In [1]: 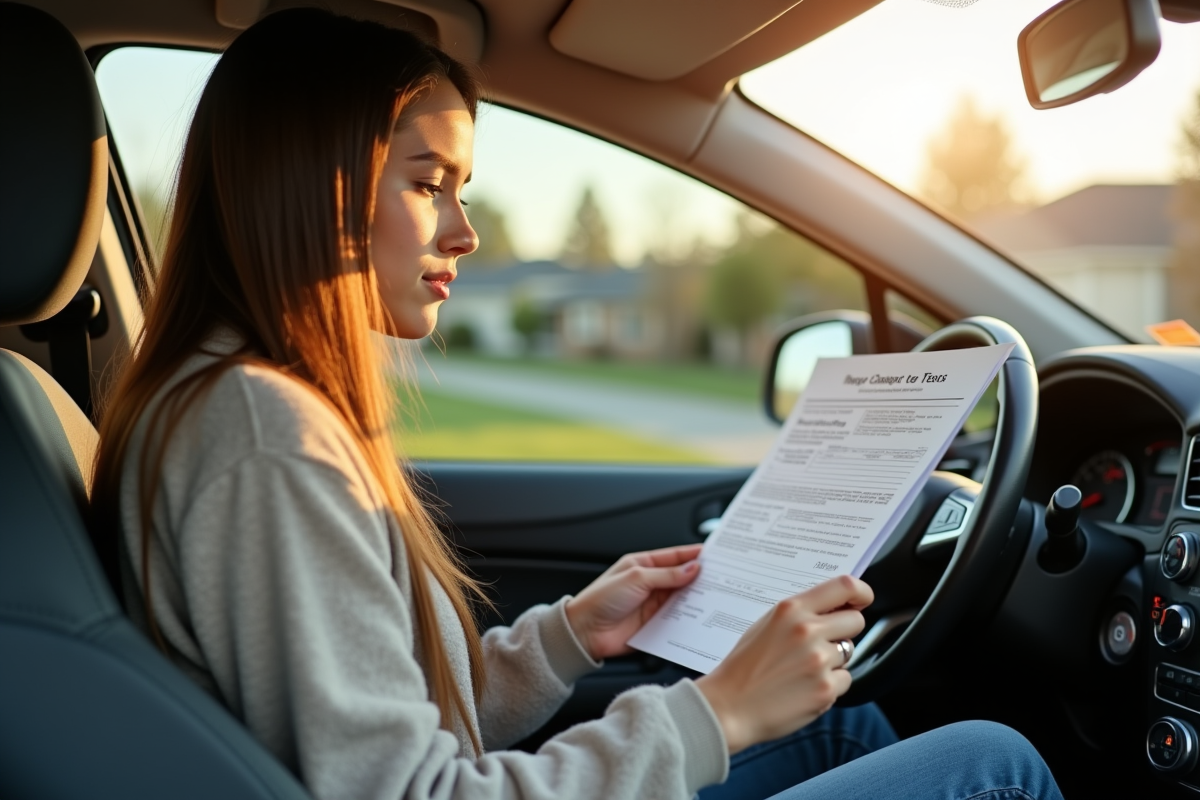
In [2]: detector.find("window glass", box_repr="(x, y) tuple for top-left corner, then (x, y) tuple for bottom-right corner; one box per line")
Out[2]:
(97, 46), (868, 466)
(885, 290), (940, 336)
(741, 1), (1200, 343)
(96, 47), (218, 255)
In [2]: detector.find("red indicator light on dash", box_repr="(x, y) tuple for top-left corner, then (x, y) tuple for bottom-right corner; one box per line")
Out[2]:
(1154, 596), (1167, 608)
(1167, 735), (1175, 747)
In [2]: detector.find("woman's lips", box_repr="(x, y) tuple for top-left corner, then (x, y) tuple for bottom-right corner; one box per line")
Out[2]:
(423, 277), (450, 300)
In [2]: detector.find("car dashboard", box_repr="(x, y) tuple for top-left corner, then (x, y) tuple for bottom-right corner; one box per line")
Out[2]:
(1029, 369), (1183, 533)
(1022, 345), (1200, 793)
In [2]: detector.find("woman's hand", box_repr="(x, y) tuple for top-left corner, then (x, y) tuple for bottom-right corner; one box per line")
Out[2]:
(695, 575), (873, 755)
(565, 544), (703, 661)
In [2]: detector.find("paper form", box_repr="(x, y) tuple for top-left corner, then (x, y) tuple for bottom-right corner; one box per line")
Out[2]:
(627, 343), (1015, 673)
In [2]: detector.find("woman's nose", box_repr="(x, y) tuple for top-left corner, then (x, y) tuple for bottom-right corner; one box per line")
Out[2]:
(439, 204), (478, 256)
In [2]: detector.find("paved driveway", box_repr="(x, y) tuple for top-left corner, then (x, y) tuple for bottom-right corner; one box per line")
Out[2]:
(413, 358), (779, 464)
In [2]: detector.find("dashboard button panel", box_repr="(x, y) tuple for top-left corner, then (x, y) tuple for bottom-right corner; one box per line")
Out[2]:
(1156, 664), (1200, 713)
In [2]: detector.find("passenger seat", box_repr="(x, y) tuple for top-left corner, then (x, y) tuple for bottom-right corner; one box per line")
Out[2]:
(0, 4), (311, 797)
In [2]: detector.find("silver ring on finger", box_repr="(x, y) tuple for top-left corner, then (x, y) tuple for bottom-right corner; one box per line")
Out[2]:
(834, 638), (854, 668)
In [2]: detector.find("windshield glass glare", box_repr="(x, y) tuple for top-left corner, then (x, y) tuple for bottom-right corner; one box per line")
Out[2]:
(742, 0), (1200, 342)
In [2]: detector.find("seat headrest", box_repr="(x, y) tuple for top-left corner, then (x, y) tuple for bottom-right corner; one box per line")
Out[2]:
(0, 3), (108, 327)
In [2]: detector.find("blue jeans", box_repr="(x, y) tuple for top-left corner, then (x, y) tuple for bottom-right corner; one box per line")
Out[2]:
(697, 705), (1063, 800)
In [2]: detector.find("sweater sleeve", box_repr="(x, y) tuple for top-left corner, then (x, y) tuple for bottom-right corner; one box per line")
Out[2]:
(476, 599), (600, 751)
(173, 450), (728, 800)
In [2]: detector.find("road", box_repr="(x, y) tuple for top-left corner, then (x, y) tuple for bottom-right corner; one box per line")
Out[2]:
(412, 358), (778, 464)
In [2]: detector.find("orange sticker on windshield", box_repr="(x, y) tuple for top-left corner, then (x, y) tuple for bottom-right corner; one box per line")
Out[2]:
(1146, 320), (1200, 347)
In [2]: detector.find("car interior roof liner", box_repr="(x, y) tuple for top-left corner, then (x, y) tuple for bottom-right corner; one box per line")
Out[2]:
(213, 0), (484, 63)
(549, 0), (803, 81)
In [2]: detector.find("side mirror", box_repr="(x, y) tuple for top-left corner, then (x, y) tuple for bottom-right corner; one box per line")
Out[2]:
(763, 310), (930, 424)
(1018, 0), (1161, 110)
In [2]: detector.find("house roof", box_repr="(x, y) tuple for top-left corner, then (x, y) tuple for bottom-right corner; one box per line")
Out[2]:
(973, 184), (1177, 253)
(450, 260), (569, 288)
(451, 259), (646, 305)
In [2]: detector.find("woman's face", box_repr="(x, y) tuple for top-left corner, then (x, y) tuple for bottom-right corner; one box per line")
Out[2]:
(371, 81), (477, 339)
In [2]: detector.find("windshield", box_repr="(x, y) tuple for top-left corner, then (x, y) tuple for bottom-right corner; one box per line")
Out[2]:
(742, 0), (1200, 342)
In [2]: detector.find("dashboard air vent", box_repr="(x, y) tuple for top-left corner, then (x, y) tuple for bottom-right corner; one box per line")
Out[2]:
(1184, 437), (1200, 510)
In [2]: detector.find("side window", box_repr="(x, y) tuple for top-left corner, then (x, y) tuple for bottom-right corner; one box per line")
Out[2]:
(418, 105), (867, 465)
(95, 47), (219, 257)
(96, 47), (875, 466)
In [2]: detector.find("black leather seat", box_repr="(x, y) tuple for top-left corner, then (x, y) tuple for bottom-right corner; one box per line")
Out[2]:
(0, 5), (311, 798)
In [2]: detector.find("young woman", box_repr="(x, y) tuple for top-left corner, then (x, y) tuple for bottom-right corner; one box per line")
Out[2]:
(92, 9), (1064, 800)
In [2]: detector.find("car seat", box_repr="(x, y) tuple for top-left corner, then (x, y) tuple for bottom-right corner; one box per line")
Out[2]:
(0, 4), (311, 798)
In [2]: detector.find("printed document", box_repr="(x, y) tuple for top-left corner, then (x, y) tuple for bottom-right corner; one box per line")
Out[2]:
(628, 343), (1015, 673)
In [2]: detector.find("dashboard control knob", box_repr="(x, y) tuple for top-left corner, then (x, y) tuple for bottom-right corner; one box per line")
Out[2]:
(1148, 716), (1198, 773)
(1100, 610), (1137, 663)
(1156, 605), (1195, 651)
(1162, 531), (1200, 582)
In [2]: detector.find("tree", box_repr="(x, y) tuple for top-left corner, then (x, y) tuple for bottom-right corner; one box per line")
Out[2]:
(704, 251), (780, 334)
(703, 217), (784, 358)
(1181, 88), (1200, 182)
(560, 186), (614, 269)
(920, 95), (1028, 220)
(1169, 87), (1200, 321)
(135, 182), (171, 258)
(702, 214), (866, 362)
(463, 197), (516, 266)
(511, 296), (542, 353)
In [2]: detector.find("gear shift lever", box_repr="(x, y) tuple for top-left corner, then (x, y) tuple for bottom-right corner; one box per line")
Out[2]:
(1039, 484), (1086, 573)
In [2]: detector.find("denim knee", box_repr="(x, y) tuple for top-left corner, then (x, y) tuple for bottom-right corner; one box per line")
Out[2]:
(932, 720), (1060, 799)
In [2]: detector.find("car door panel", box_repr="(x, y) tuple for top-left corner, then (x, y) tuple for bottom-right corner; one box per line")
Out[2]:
(418, 462), (751, 743)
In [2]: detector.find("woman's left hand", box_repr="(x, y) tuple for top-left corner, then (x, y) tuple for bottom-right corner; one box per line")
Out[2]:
(565, 544), (704, 661)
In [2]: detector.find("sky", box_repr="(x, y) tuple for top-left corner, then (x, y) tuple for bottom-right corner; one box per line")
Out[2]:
(95, 0), (1200, 264)
(742, 0), (1200, 204)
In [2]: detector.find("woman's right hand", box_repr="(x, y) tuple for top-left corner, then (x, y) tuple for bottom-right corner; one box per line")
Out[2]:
(694, 575), (874, 755)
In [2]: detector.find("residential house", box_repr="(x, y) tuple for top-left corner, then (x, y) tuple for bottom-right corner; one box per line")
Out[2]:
(973, 184), (1176, 339)
(433, 260), (666, 358)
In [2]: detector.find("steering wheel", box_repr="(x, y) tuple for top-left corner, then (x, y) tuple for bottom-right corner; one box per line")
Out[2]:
(838, 316), (1038, 704)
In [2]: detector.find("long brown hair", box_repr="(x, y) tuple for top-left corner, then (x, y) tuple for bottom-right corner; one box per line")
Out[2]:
(90, 8), (489, 752)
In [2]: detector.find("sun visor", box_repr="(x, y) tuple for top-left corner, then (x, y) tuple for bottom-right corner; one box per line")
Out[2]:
(549, 0), (802, 81)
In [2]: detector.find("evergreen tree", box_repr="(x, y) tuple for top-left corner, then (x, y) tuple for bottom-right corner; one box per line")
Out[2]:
(921, 95), (1028, 219)
(560, 186), (614, 269)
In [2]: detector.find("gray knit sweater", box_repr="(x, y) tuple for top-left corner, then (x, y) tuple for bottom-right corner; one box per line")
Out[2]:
(117, 336), (728, 800)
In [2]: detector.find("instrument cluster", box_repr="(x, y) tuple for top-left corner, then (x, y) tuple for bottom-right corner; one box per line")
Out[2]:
(1028, 374), (1183, 532)
(1067, 441), (1180, 526)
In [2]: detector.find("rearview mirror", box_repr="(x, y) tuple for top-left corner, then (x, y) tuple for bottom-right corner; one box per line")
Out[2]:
(1018, 0), (1160, 110)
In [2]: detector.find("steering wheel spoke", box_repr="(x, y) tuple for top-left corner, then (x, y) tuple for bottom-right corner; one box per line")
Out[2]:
(847, 610), (917, 671)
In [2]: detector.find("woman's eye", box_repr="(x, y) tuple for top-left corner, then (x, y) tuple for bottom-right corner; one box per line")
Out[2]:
(415, 182), (443, 198)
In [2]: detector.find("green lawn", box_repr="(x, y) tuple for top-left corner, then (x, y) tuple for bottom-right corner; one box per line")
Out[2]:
(436, 353), (762, 404)
(395, 357), (999, 463)
(395, 388), (712, 463)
